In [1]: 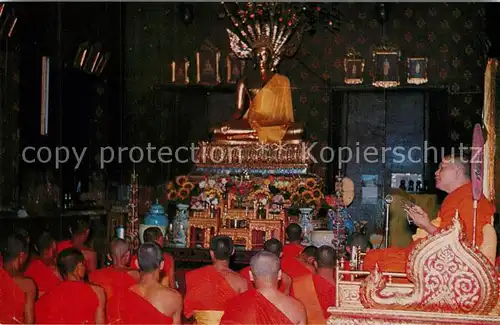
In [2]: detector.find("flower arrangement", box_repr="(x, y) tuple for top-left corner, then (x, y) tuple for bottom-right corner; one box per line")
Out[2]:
(198, 176), (227, 207)
(289, 177), (324, 209)
(165, 175), (198, 205)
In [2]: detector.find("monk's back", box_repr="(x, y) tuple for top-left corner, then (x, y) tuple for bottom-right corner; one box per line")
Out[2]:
(218, 267), (248, 293)
(259, 288), (304, 324)
(36, 281), (99, 324)
(89, 267), (137, 300)
(0, 268), (26, 323)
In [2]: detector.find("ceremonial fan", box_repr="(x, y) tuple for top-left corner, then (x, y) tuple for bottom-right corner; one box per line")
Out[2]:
(471, 123), (484, 247)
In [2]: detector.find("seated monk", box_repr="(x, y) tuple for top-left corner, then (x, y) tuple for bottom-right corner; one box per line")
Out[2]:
(184, 235), (247, 324)
(240, 239), (292, 295)
(282, 245), (317, 279)
(36, 248), (106, 324)
(364, 154), (496, 273)
(107, 243), (182, 324)
(89, 238), (139, 300)
(220, 251), (306, 325)
(282, 223), (306, 259)
(57, 220), (97, 273)
(130, 227), (175, 288)
(0, 234), (36, 324)
(292, 246), (336, 324)
(24, 231), (62, 297)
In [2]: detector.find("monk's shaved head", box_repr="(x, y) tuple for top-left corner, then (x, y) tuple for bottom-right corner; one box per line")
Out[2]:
(2, 234), (28, 264)
(250, 251), (280, 280)
(301, 245), (317, 258)
(210, 235), (234, 261)
(110, 238), (129, 260)
(263, 238), (283, 257)
(137, 243), (163, 273)
(286, 223), (302, 242)
(57, 248), (85, 279)
(315, 245), (336, 269)
(443, 152), (471, 178)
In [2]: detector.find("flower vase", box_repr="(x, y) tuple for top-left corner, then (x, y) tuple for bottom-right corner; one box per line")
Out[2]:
(173, 203), (189, 247)
(299, 207), (314, 245)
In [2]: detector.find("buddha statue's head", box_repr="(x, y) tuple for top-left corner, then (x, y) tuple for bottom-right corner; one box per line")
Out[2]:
(253, 46), (273, 72)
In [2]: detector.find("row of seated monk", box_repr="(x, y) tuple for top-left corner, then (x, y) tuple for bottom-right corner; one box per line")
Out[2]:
(0, 220), (371, 325)
(3, 151), (500, 325)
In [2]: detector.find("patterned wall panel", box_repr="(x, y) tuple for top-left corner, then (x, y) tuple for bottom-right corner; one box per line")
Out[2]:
(0, 49), (20, 208)
(124, 3), (487, 185)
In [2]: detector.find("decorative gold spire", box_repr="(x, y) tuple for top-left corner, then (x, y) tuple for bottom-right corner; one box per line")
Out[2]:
(224, 2), (304, 69)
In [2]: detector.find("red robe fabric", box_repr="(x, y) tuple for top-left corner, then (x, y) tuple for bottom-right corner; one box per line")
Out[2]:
(239, 265), (288, 293)
(130, 252), (173, 278)
(36, 280), (99, 324)
(56, 240), (95, 271)
(220, 289), (294, 325)
(0, 268), (25, 324)
(89, 267), (137, 301)
(282, 243), (304, 259)
(107, 288), (173, 324)
(183, 265), (238, 318)
(24, 259), (61, 295)
(292, 273), (335, 323)
(364, 183), (495, 273)
(56, 240), (72, 253)
(281, 256), (314, 279)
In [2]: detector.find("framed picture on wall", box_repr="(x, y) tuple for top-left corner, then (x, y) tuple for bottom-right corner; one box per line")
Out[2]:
(372, 45), (401, 88)
(226, 53), (245, 84)
(407, 57), (428, 85)
(196, 50), (221, 85)
(171, 58), (190, 84)
(343, 49), (365, 85)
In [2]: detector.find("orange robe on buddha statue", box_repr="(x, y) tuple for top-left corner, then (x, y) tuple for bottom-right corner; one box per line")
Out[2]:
(364, 183), (495, 273)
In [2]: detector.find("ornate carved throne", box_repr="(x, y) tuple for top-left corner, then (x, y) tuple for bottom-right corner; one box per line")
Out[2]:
(328, 215), (500, 324)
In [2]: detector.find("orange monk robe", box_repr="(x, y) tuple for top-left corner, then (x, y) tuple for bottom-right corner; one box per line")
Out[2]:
(36, 281), (99, 324)
(220, 289), (294, 325)
(183, 265), (238, 318)
(364, 183), (495, 273)
(24, 259), (61, 295)
(282, 243), (304, 259)
(0, 268), (25, 324)
(56, 240), (96, 271)
(107, 288), (173, 324)
(89, 267), (137, 300)
(281, 256), (314, 279)
(292, 273), (335, 324)
(56, 239), (72, 253)
(239, 265), (288, 293)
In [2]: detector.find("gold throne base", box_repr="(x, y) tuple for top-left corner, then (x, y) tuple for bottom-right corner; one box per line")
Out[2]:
(192, 140), (313, 176)
(328, 215), (500, 324)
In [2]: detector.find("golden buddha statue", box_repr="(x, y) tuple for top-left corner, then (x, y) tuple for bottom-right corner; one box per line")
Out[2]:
(211, 4), (305, 144)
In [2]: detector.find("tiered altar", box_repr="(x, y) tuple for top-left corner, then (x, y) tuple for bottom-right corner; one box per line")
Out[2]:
(163, 2), (334, 251)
